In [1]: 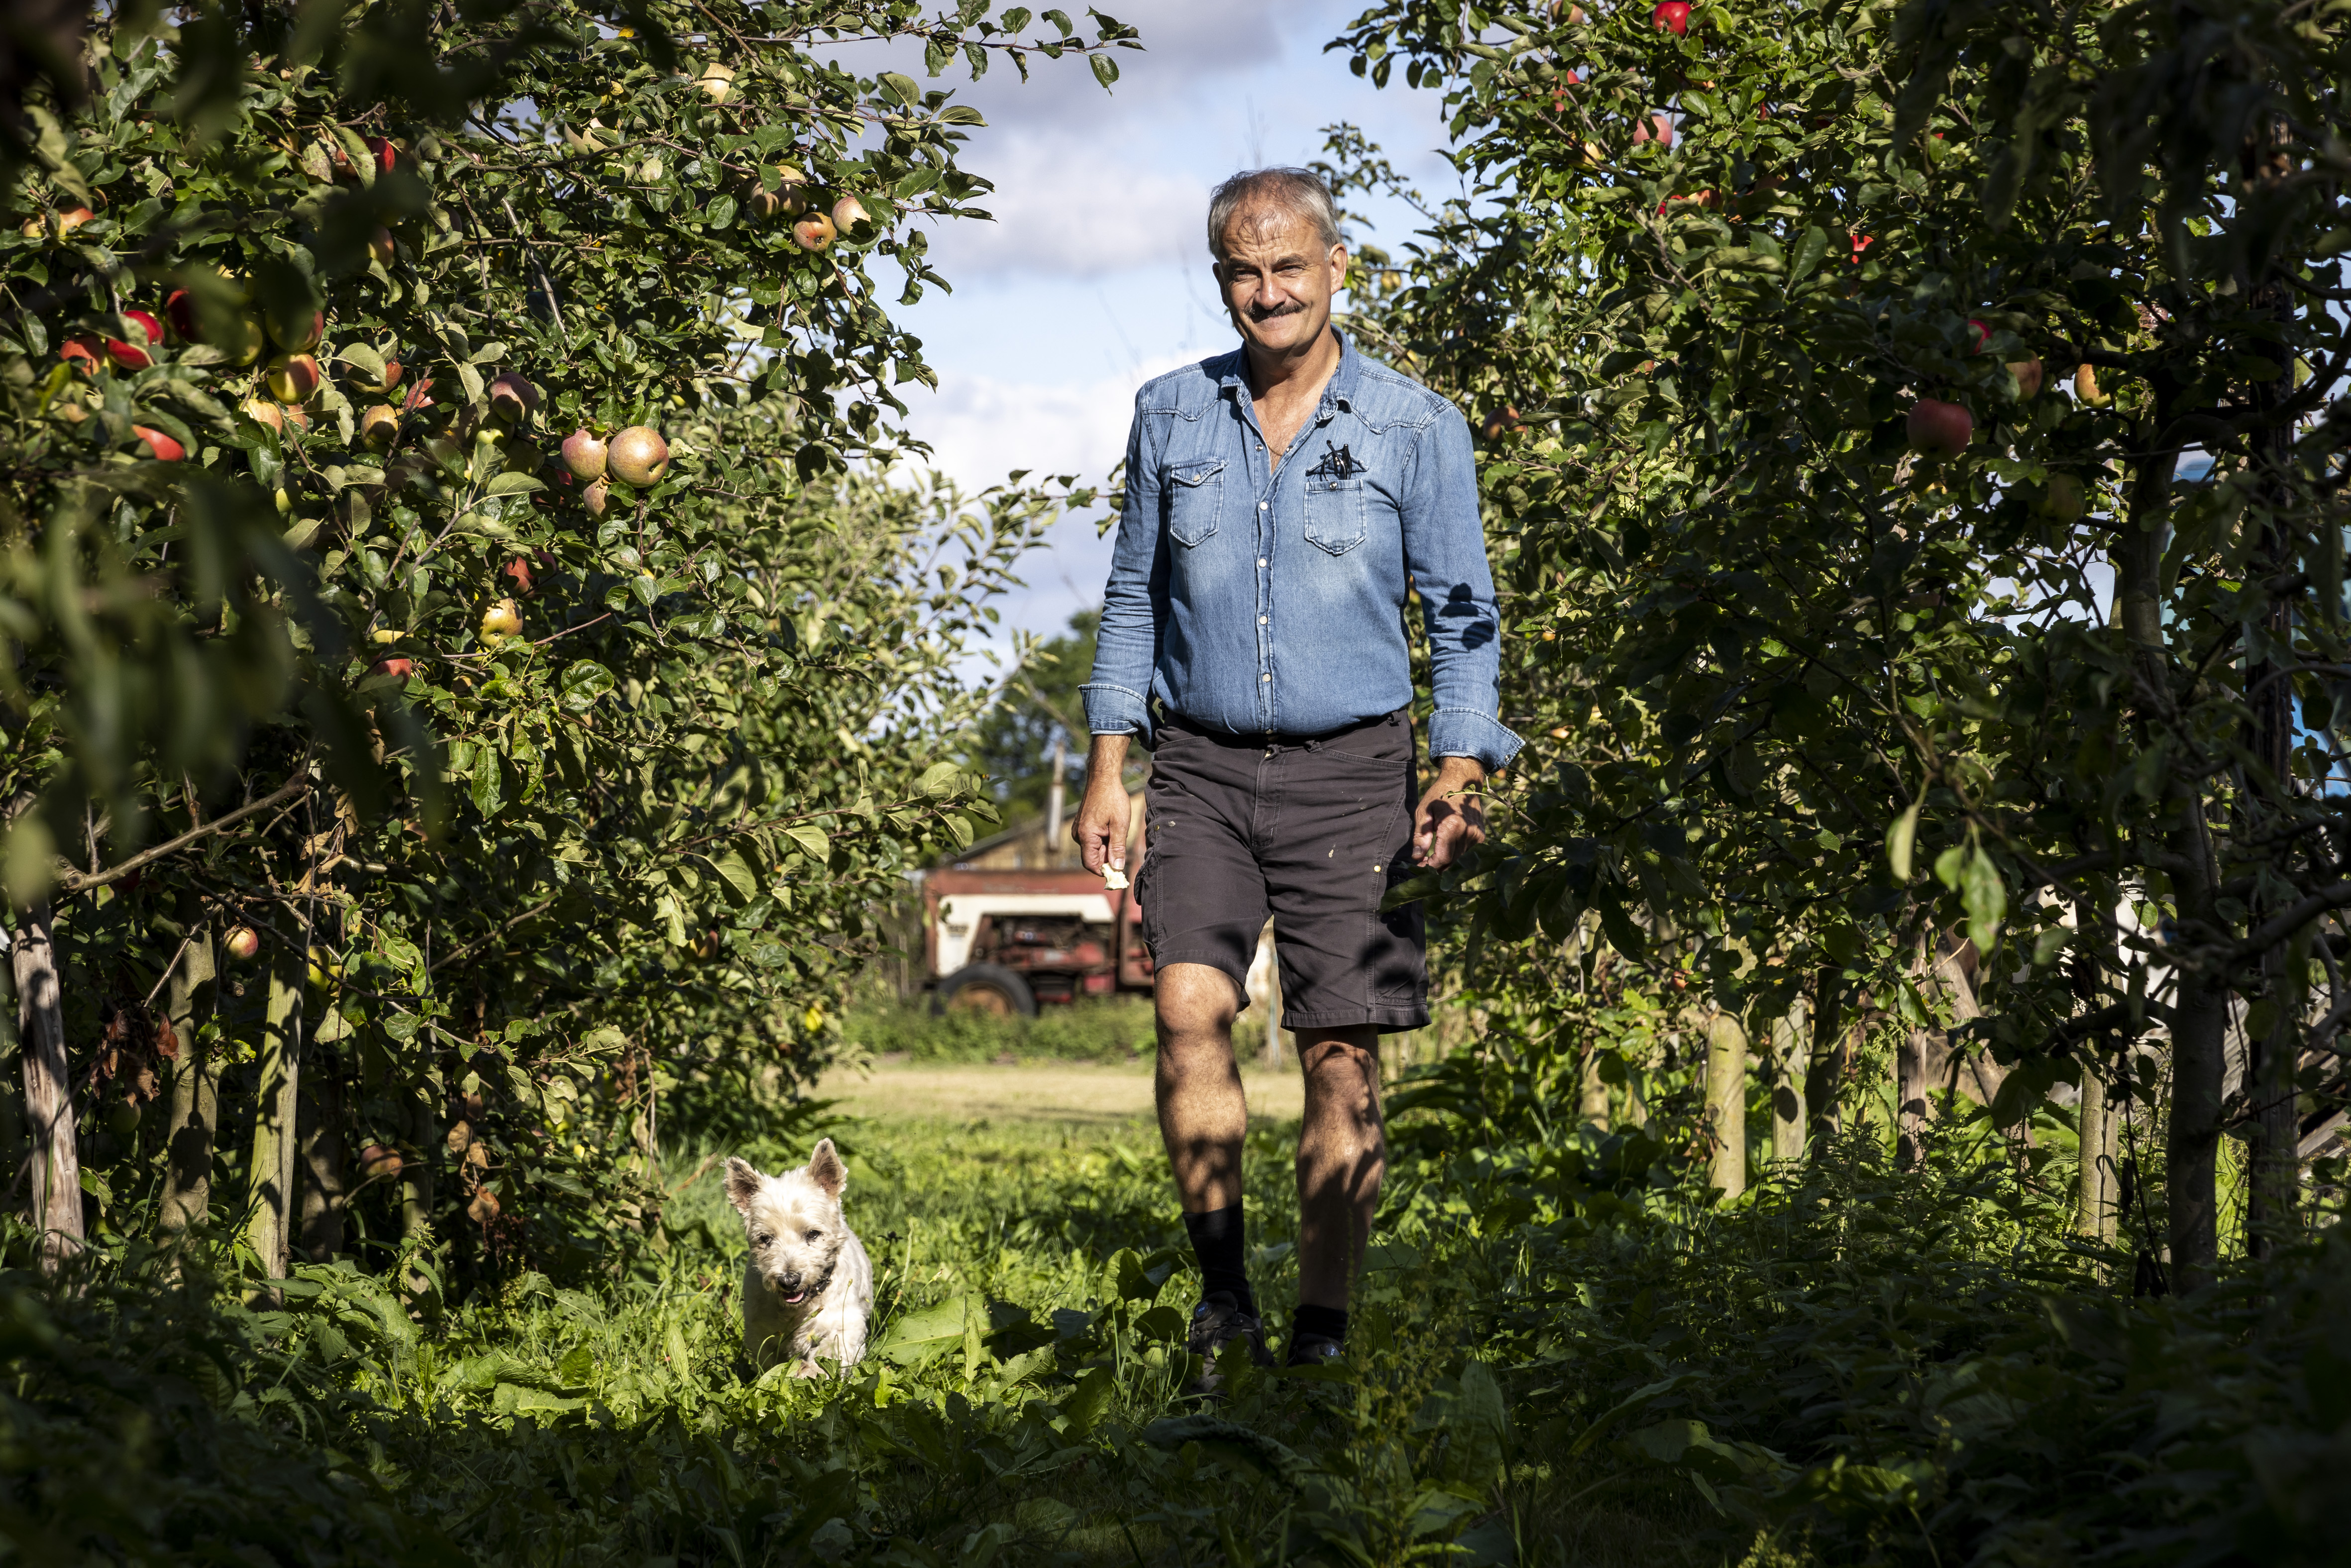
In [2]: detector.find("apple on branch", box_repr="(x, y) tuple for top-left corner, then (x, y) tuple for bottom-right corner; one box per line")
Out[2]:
(608, 426), (669, 486)
(1907, 398), (1973, 458)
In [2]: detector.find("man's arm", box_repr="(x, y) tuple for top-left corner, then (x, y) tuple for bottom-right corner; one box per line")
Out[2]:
(1072, 733), (1132, 873)
(1079, 395), (1163, 747)
(1398, 407), (1523, 778)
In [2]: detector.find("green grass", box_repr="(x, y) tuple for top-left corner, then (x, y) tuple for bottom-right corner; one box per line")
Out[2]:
(8, 1060), (2346, 1567)
(841, 997), (1161, 1064)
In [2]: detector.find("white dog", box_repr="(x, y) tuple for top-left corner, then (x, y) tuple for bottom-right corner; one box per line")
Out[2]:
(725, 1139), (873, 1375)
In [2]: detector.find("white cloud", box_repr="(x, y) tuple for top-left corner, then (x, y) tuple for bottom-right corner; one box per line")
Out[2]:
(925, 133), (1206, 278)
(902, 350), (1196, 493)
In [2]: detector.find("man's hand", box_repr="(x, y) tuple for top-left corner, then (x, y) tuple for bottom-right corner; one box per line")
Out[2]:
(1072, 732), (1133, 874)
(1412, 756), (1487, 869)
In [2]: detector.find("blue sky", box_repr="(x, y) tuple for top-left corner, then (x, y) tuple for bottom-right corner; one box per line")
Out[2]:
(824, 1), (1461, 644)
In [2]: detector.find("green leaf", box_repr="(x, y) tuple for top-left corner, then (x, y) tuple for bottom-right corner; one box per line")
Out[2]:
(471, 743), (504, 818)
(875, 1293), (983, 1366)
(483, 471), (543, 497)
(917, 760), (963, 797)
(782, 823), (829, 861)
(1961, 848), (2007, 953)
(1887, 801), (1920, 882)
(1089, 52), (1119, 90)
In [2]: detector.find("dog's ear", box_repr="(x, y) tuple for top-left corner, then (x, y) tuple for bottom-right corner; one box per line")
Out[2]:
(724, 1156), (764, 1214)
(808, 1138), (846, 1200)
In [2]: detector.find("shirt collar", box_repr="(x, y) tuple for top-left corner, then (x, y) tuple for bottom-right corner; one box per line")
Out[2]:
(1218, 326), (1358, 414)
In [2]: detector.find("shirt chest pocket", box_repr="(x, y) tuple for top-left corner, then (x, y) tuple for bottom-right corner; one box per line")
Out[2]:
(1164, 458), (1225, 546)
(1302, 474), (1367, 555)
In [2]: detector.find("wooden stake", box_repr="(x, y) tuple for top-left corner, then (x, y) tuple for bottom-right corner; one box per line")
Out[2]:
(1705, 1007), (1747, 1200)
(157, 924), (218, 1240)
(243, 945), (305, 1281)
(14, 901), (83, 1268)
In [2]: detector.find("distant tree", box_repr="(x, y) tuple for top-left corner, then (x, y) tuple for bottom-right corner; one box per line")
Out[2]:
(965, 610), (1145, 822)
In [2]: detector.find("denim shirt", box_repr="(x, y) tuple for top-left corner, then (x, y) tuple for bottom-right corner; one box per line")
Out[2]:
(1081, 332), (1523, 771)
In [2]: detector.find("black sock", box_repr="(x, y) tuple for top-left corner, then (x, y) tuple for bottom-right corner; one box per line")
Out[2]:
(1292, 1303), (1348, 1346)
(1182, 1204), (1254, 1316)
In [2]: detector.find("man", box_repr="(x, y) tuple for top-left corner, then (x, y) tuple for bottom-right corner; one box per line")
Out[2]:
(1072, 168), (1520, 1375)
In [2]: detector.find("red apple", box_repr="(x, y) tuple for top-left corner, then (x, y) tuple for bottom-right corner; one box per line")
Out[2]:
(367, 136), (397, 177)
(831, 194), (871, 236)
(267, 353), (323, 404)
(132, 425), (184, 461)
(561, 427), (608, 481)
(266, 308), (324, 353)
(1907, 398), (1973, 458)
(225, 926), (261, 961)
(1967, 318), (1992, 354)
(359, 1144), (404, 1180)
(582, 477), (610, 517)
(1632, 113), (1675, 147)
(480, 598), (523, 639)
(368, 655), (414, 679)
(368, 225), (396, 268)
(59, 334), (102, 374)
(503, 557), (534, 595)
(2008, 358), (2045, 398)
(165, 289), (199, 340)
(488, 372), (538, 424)
(1652, 0), (1691, 31)
(607, 425), (669, 486)
(2075, 363), (2108, 406)
(1849, 232), (1875, 262)
(359, 404), (400, 449)
(792, 212), (836, 251)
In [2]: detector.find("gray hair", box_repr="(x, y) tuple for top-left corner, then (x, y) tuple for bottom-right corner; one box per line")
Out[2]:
(1206, 168), (1344, 261)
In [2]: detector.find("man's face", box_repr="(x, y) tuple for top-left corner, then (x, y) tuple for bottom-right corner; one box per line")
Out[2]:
(1214, 205), (1347, 359)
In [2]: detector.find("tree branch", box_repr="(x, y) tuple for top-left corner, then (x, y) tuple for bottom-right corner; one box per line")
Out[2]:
(55, 777), (310, 895)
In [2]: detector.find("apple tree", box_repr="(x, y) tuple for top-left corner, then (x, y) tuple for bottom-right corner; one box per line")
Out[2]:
(0, 0), (1136, 1294)
(1329, 0), (2351, 1283)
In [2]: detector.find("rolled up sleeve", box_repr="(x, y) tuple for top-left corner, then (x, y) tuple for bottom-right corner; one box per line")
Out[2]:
(1400, 408), (1523, 772)
(1081, 394), (1163, 743)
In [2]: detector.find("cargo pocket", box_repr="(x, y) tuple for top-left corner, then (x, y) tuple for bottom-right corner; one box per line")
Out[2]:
(1303, 475), (1366, 555)
(1166, 458), (1226, 546)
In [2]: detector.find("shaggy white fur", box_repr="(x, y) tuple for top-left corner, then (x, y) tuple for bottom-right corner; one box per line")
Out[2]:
(724, 1139), (873, 1375)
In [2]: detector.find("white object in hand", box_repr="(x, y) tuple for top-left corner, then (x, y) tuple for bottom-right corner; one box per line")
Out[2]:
(1103, 867), (1130, 890)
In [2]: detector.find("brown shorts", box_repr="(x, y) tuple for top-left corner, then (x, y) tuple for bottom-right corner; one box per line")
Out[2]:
(1136, 708), (1428, 1033)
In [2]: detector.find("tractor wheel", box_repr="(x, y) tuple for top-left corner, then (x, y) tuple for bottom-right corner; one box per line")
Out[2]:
(932, 963), (1036, 1019)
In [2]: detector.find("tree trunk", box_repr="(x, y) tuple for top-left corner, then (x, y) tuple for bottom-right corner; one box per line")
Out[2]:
(1705, 1007), (1747, 1200)
(0, 965), (22, 1208)
(243, 946), (305, 1280)
(2071, 897), (2115, 1244)
(399, 1090), (437, 1304)
(1769, 1002), (1806, 1166)
(1897, 1027), (1929, 1171)
(2117, 433), (2222, 1291)
(157, 925), (218, 1240)
(1804, 968), (1848, 1149)
(1578, 1044), (1610, 1127)
(296, 1060), (345, 1262)
(13, 901), (82, 1268)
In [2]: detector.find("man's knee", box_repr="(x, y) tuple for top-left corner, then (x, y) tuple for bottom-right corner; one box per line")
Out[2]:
(1297, 1029), (1379, 1077)
(1156, 962), (1242, 1041)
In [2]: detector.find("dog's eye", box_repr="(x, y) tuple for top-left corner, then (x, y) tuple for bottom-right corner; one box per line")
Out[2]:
(803, 1229), (822, 1243)
(753, 1233), (771, 1246)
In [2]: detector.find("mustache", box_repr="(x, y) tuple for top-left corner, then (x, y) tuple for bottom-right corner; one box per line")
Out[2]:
(1245, 299), (1306, 323)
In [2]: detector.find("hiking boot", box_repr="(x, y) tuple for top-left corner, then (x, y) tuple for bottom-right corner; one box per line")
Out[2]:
(1284, 1331), (1344, 1369)
(1186, 1293), (1272, 1393)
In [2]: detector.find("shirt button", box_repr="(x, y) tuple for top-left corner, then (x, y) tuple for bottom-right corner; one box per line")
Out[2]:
(1261, 673), (1271, 682)
(1258, 557), (1267, 566)
(1258, 616), (1268, 625)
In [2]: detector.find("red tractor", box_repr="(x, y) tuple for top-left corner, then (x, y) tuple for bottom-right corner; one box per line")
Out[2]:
(922, 866), (1154, 1015)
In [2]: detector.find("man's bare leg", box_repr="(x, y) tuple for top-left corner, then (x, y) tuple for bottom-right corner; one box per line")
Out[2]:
(1295, 1027), (1384, 1311)
(1154, 962), (1247, 1211)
